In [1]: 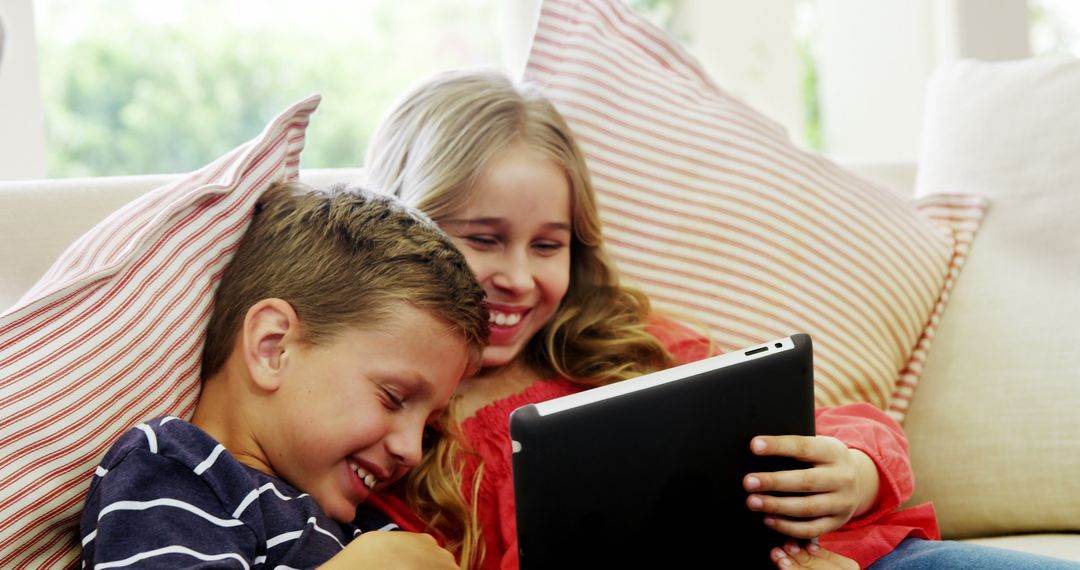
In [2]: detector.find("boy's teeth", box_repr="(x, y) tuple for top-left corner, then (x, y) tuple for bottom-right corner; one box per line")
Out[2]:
(348, 461), (378, 490)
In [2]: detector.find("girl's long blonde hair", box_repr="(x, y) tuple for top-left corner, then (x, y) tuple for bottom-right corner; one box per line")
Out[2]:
(366, 70), (678, 568)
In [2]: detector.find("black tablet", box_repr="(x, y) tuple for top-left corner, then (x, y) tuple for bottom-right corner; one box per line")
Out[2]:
(509, 333), (816, 569)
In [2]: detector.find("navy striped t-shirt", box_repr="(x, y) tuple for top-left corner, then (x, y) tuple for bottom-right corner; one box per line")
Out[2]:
(80, 416), (396, 569)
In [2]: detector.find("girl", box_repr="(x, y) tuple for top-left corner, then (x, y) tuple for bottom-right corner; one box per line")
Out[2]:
(362, 70), (1077, 570)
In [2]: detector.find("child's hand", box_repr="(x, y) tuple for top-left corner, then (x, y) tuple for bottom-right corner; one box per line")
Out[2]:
(743, 435), (880, 538)
(320, 530), (458, 569)
(771, 540), (860, 569)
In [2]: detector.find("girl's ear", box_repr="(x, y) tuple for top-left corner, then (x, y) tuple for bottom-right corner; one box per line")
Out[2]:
(242, 298), (300, 392)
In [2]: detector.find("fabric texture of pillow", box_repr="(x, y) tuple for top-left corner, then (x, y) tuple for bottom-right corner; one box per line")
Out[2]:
(524, 0), (985, 420)
(904, 57), (1080, 538)
(0, 95), (320, 568)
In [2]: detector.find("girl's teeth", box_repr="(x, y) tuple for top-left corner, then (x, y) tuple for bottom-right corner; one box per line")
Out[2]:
(364, 474), (376, 488)
(490, 312), (523, 327)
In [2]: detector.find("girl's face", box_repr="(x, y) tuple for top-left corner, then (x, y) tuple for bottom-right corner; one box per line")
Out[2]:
(440, 142), (572, 370)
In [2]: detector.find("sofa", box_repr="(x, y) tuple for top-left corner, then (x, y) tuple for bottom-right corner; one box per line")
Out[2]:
(2, 4), (1079, 566)
(2, 156), (1079, 563)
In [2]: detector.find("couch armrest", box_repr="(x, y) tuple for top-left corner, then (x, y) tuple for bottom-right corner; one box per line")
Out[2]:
(0, 168), (363, 311)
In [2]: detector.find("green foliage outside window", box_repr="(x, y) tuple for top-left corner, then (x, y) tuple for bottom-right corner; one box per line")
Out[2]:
(37, 0), (840, 176)
(36, 0), (500, 177)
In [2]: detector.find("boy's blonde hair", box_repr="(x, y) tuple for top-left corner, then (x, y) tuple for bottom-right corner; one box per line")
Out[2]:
(366, 70), (678, 567)
(201, 181), (487, 381)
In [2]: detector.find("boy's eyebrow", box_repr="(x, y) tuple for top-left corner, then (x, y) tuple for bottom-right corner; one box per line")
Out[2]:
(401, 373), (450, 420)
(390, 370), (441, 402)
(393, 370), (431, 391)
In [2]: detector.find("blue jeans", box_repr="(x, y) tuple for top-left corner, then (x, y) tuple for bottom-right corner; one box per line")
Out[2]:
(870, 538), (1080, 569)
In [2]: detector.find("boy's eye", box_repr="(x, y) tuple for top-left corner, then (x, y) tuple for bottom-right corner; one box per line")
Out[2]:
(382, 388), (405, 410)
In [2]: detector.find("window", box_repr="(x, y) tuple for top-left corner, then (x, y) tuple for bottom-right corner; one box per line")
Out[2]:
(10, 0), (1075, 179)
(1031, 0), (1080, 56)
(34, 0), (506, 176)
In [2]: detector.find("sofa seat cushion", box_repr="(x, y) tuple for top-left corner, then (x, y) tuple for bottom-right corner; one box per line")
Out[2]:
(963, 534), (1080, 564)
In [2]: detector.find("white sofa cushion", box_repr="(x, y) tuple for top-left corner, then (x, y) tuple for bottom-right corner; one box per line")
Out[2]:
(905, 56), (1080, 538)
(524, 0), (985, 420)
(0, 96), (320, 567)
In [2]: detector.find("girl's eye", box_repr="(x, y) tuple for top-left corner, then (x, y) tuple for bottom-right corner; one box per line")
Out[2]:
(465, 235), (498, 247)
(533, 241), (565, 254)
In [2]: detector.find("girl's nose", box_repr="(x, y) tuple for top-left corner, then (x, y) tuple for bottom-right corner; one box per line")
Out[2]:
(490, 250), (534, 294)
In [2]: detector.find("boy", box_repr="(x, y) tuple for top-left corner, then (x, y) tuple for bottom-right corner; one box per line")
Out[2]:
(80, 182), (488, 568)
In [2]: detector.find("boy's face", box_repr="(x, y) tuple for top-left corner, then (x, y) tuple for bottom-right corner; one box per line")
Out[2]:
(263, 303), (468, 522)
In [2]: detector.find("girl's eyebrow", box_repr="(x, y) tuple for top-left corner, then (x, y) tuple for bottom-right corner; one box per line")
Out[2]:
(440, 217), (571, 233)
(541, 222), (572, 233)
(439, 217), (502, 227)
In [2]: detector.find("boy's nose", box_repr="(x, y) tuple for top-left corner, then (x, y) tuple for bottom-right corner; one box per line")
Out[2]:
(386, 422), (425, 470)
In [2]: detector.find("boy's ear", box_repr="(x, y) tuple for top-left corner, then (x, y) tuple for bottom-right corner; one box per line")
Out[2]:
(242, 298), (300, 392)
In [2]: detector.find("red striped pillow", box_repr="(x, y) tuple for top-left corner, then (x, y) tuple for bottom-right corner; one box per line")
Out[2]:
(524, 0), (985, 421)
(0, 95), (320, 568)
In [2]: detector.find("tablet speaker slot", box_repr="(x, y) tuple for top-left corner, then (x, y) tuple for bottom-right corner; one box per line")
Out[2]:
(745, 346), (769, 356)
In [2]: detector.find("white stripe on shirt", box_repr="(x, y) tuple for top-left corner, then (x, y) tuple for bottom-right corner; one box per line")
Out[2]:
(232, 482), (308, 518)
(307, 517), (345, 549)
(82, 529), (97, 547)
(94, 545), (250, 569)
(263, 517), (346, 551)
(265, 531), (303, 549)
(135, 424), (158, 454)
(193, 444), (227, 475)
(99, 498), (244, 528)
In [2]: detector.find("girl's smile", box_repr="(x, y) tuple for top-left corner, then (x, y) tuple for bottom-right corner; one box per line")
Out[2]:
(486, 303), (530, 345)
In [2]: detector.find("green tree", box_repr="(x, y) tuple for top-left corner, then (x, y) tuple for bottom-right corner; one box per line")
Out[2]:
(37, 0), (500, 177)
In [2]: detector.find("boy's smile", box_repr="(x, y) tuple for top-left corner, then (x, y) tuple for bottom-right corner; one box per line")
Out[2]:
(347, 458), (384, 492)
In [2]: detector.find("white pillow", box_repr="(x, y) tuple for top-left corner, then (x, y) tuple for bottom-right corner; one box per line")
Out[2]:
(0, 96), (320, 568)
(524, 0), (985, 420)
(905, 56), (1080, 538)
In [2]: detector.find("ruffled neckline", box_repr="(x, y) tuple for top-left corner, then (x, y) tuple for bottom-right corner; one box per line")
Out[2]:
(461, 377), (580, 437)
